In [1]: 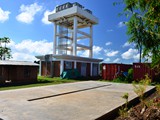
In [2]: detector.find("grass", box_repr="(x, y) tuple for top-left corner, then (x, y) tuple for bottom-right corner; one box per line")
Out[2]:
(0, 76), (80, 91)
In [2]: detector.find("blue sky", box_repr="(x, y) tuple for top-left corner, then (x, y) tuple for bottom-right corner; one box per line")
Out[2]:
(0, 0), (140, 63)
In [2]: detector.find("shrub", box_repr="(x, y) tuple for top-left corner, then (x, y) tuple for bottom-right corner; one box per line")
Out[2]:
(132, 74), (151, 107)
(125, 68), (133, 83)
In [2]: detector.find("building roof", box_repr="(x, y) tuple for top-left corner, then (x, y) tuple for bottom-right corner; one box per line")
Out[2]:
(36, 54), (103, 63)
(0, 60), (39, 66)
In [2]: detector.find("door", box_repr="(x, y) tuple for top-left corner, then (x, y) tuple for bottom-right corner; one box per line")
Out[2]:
(81, 63), (87, 77)
(93, 64), (98, 76)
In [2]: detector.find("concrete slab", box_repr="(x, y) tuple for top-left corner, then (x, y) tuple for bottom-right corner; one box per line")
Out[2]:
(0, 81), (155, 120)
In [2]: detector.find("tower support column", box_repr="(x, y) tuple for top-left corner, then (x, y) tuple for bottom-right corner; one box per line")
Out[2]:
(73, 16), (78, 56)
(60, 60), (64, 75)
(53, 23), (57, 54)
(89, 25), (93, 58)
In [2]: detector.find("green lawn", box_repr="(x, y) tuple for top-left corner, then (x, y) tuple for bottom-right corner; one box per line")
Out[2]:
(0, 76), (80, 91)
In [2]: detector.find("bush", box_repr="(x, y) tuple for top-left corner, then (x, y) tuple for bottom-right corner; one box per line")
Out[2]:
(113, 68), (133, 83)
(125, 68), (133, 83)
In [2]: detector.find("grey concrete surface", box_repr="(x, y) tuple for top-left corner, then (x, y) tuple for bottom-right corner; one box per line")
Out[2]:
(0, 81), (155, 120)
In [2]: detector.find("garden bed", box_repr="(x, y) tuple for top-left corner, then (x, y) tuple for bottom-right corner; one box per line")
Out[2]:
(116, 91), (160, 120)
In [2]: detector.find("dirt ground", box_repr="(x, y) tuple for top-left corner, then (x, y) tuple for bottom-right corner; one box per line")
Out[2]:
(115, 91), (160, 120)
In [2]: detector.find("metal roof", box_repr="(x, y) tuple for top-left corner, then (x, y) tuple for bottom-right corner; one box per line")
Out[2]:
(0, 60), (39, 66)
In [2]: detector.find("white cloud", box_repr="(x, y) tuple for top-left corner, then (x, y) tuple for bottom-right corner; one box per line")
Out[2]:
(77, 45), (103, 57)
(104, 58), (110, 62)
(9, 39), (52, 61)
(12, 52), (37, 61)
(122, 42), (135, 48)
(133, 53), (140, 61)
(93, 45), (103, 55)
(78, 50), (89, 57)
(107, 51), (119, 57)
(121, 48), (139, 61)
(42, 9), (56, 24)
(7, 40), (16, 48)
(122, 42), (131, 47)
(16, 3), (43, 24)
(15, 39), (52, 54)
(105, 42), (112, 46)
(0, 8), (10, 23)
(104, 49), (119, 57)
(118, 21), (125, 28)
(113, 58), (120, 63)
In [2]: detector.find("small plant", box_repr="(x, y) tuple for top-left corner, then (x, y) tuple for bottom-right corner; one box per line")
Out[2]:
(119, 93), (129, 118)
(119, 107), (128, 118)
(145, 99), (154, 108)
(122, 93), (129, 109)
(156, 84), (160, 95)
(133, 74), (151, 107)
(132, 74), (151, 115)
(152, 84), (160, 109)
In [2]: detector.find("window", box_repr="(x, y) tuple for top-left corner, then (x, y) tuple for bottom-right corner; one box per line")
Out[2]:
(65, 61), (72, 69)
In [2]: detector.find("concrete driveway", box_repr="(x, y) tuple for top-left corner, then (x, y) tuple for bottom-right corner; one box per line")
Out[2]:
(0, 81), (155, 120)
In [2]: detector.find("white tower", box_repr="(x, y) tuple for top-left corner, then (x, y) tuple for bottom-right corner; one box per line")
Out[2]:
(48, 2), (98, 58)
(36, 2), (102, 77)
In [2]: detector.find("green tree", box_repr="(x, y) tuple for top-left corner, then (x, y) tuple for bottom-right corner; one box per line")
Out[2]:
(0, 37), (12, 60)
(117, 0), (160, 66)
(127, 16), (145, 63)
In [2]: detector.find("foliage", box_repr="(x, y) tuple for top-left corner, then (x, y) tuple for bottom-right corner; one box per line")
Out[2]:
(156, 84), (160, 95)
(0, 37), (12, 60)
(113, 68), (133, 83)
(113, 75), (128, 83)
(117, 0), (160, 67)
(132, 74), (151, 107)
(119, 93), (129, 118)
(125, 68), (133, 83)
(122, 93), (129, 109)
(119, 107), (128, 118)
(146, 85), (160, 109)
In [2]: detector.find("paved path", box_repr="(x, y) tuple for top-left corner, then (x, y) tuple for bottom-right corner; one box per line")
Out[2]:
(0, 81), (155, 120)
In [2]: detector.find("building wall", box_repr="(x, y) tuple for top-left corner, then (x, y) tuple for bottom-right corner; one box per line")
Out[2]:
(41, 61), (46, 76)
(0, 65), (38, 84)
(41, 61), (51, 76)
(76, 62), (81, 74)
(76, 62), (90, 77)
(16, 66), (38, 83)
(40, 60), (100, 78)
(102, 63), (132, 80)
(53, 61), (60, 77)
(133, 63), (158, 81)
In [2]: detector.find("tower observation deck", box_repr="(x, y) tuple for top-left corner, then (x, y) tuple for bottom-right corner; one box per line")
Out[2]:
(48, 2), (98, 58)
